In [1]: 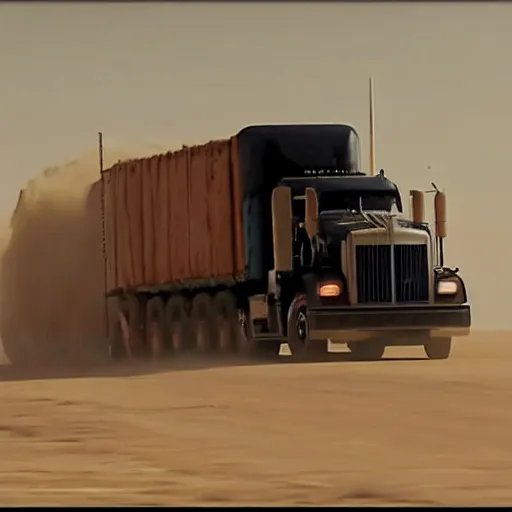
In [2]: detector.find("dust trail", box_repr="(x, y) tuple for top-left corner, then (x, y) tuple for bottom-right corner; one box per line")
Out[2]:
(0, 142), (187, 366)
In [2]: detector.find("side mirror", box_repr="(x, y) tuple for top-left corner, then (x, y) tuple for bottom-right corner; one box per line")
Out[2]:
(305, 187), (319, 239)
(271, 186), (293, 272)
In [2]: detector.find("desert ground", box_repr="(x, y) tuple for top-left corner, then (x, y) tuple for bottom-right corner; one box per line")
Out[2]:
(0, 331), (509, 506)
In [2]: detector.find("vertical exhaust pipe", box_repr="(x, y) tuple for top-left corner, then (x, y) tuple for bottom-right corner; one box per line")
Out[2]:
(271, 186), (293, 272)
(433, 187), (447, 267)
(410, 190), (425, 224)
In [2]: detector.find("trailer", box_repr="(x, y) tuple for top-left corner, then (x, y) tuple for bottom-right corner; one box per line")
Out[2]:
(101, 121), (470, 362)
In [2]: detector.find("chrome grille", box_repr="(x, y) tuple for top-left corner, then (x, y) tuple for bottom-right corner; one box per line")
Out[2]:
(394, 244), (429, 302)
(356, 244), (429, 304)
(355, 245), (392, 303)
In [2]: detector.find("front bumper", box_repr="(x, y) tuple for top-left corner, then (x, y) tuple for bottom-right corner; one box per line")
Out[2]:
(308, 304), (471, 343)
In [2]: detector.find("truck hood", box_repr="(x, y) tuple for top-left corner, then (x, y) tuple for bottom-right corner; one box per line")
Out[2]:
(318, 211), (429, 243)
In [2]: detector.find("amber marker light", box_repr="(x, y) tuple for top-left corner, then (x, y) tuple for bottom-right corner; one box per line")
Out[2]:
(318, 282), (342, 297)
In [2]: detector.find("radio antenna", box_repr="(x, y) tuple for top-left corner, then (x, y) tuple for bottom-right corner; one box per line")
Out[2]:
(98, 132), (104, 174)
(369, 76), (376, 176)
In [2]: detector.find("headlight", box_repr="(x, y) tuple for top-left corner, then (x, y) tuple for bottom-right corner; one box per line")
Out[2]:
(437, 280), (458, 295)
(318, 282), (342, 297)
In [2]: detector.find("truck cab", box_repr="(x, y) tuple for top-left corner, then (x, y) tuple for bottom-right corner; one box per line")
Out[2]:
(238, 125), (471, 361)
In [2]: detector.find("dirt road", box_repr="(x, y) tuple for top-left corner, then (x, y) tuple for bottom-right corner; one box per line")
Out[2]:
(0, 332), (510, 506)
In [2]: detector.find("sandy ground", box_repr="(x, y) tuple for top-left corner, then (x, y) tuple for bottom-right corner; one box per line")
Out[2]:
(0, 331), (510, 506)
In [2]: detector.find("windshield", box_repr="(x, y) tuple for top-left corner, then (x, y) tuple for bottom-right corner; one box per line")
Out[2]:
(318, 190), (396, 213)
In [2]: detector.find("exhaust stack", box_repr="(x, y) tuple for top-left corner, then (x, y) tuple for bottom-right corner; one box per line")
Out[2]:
(410, 190), (425, 224)
(271, 186), (293, 272)
(432, 185), (447, 267)
(434, 190), (447, 239)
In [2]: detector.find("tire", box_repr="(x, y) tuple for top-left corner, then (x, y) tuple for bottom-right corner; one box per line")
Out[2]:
(212, 291), (239, 355)
(286, 294), (328, 361)
(348, 341), (386, 361)
(128, 295), (145, 357)
(190, 293), (215, 354)
(108, 296), (144, 359)
(146, 297), (166, 358)
(424, 337), (452, 360)
(165, 295), (190, 354)
(109, 299), (128, 359)
(237, 309), (281, 360)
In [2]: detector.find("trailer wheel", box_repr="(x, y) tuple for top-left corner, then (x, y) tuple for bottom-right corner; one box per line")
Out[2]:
(236, 309), (253, 356)
(213, 291), (238, 354)
(146, 297), (166, 358)
(165, 295), (190, 353)
(237, 309), (281, 359)
(190, 293), (215, 354)
(424, 337), (452, 360)
(127, 295), (145, 357)
(109, 318), (125, 359)
(347, 341), (385, 361)
(109, 299), (128, 359)
(286, 294), (327, 361)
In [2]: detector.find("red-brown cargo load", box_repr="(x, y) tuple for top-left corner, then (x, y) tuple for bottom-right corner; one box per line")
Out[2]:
(102, 138), (245, 295)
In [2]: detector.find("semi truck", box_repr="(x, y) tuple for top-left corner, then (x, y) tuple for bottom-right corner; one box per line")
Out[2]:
(101, 121), (471, 362)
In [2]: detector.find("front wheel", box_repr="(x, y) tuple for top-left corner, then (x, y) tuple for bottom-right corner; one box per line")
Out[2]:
(424, 338), (452, 360)
(286, 295), (327, 361)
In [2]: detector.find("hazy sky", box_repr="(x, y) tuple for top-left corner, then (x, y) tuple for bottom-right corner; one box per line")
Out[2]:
(1, 2), (511, 328)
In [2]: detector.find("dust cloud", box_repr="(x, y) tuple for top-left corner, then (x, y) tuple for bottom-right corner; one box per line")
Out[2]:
(0, 143), (179, 366)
